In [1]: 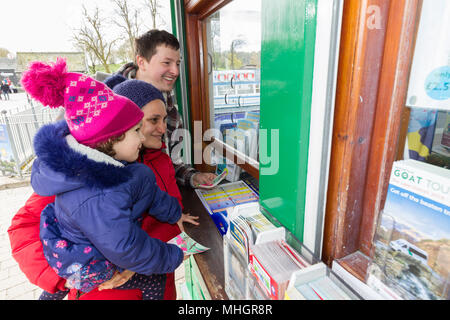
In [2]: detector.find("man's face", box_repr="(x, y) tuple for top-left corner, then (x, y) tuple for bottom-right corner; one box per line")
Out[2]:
(137, 45), (180, 92)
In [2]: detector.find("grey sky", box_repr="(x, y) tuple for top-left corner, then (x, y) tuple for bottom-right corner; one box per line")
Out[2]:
(1, 0), (171, 54)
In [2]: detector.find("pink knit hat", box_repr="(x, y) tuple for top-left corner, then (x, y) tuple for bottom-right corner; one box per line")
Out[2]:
(21, 58), (144, 147)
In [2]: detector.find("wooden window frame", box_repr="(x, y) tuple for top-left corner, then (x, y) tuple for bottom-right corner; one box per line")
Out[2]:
(322, 0), (422, 281)
(183, 0), (259, 178)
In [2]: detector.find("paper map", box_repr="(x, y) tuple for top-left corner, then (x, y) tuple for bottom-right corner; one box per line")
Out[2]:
(195, 181), (259, 236)
(168, 232), (209, 256)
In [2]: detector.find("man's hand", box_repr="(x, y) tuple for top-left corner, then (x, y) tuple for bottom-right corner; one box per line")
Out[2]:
(98, 269), (135, 291)
(192, 172), (217, 188)
(177, 213), (199, 232)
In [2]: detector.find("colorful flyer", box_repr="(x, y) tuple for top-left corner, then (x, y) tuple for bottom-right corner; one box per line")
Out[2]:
(195, 181), (259, 236)
(167, 232), (209, 256)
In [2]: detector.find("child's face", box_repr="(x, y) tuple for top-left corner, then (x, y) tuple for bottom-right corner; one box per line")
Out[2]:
(113, 121), (144, 162)
(137, 45), (180, 92)
(141, 99), (167, 149)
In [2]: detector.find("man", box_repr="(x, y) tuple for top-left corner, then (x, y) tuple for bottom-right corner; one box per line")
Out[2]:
(108, 29), (216, 188)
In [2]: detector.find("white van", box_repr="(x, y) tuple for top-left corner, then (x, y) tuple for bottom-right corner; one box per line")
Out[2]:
(389, 239), (428, 265)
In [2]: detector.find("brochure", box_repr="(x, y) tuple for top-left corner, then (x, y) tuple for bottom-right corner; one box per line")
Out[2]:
(168, 232), (209, 256)
(195, 181), (259, 236)
(367, 160), (450, 300)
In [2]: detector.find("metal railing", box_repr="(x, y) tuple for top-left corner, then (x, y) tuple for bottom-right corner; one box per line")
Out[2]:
(0, 102), (63, 177)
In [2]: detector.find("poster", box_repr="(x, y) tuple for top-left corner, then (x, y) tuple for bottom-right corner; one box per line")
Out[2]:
(0, 124), (16, 173)
(406, 0), (450, 110)
(367, 160), (450, 300)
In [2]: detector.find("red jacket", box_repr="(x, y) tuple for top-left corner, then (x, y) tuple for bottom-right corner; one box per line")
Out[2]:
(7, 145), (182, 300)
(139, 145), (183, 243)
(138, 145), (183, 300)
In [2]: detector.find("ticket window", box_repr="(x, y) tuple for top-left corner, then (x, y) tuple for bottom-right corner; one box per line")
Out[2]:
(175, 0), (449, 295)
(178, 0), (342, 254)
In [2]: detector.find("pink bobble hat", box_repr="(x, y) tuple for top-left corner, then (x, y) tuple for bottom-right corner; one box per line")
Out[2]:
(21, 58), (144, 147)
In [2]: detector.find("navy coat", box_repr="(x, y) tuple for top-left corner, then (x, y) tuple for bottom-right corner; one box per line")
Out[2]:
(32, 121), (183, 290)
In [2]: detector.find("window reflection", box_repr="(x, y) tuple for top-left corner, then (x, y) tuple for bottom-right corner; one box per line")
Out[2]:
(206, 0), (261, 172)
(404, 0), (450, 169)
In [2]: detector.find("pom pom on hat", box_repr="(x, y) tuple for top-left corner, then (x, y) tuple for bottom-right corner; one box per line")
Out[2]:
(21, 57), (67, 108)
(21, 57), (144, 148)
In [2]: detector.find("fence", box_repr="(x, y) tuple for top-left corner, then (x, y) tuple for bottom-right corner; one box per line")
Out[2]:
(0, 102), (63, 177)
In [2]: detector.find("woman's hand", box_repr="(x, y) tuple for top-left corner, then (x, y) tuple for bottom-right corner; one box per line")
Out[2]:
(98, 269), (135, 291)
(177, 213), (199, 232)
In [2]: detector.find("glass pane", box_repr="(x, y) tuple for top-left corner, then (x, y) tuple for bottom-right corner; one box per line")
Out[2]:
(205, 0), (261, 165)
(403, 0), (450, 169)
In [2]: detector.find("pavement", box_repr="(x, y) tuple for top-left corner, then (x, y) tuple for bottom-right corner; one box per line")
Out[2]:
(0, 176), (42, 299)
(1, 92), (51, 299)
(0, 175), (31, 191)
(0, 92), (31, 114)
(0, 175), (186, 300)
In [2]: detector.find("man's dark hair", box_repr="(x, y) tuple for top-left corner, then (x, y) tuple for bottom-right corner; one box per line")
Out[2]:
(135, 29), (180, 61)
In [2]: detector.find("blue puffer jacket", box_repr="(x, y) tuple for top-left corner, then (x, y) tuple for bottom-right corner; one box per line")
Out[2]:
(32, 121), (183, 291)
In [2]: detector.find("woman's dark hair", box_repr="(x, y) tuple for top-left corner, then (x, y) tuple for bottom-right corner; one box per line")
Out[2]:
(135, 29), (180, 61)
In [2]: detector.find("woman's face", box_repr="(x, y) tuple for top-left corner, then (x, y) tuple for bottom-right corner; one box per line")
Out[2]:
(140, 99), (167, 149)
(113, 121), (144, 162)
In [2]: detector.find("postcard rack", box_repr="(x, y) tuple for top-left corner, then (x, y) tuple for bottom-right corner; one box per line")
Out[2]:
(223, 202), (363, 300)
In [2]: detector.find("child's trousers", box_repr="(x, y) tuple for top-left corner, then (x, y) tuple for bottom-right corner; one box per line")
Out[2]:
(39, 273), (166, 300)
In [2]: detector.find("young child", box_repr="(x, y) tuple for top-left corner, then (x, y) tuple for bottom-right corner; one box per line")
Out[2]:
(21, 58), (184, 299)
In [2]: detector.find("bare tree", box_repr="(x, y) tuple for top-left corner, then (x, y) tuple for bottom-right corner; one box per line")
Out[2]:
(72, 5), (118, 73)
(75, 41), (99, 74)
(230, 38), (246, 70)
(144, 0), (165, 29)
(0, 48), (10, 58)
(111, 0), (141, 61)
(114, 42), (133, 64)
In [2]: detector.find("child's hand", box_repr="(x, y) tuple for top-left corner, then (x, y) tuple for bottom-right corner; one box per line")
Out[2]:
(98, 269), (135, 291)
(177, 213), (199, 232)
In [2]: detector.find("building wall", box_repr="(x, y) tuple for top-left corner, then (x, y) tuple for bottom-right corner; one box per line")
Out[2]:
(15, 52), (86, 73)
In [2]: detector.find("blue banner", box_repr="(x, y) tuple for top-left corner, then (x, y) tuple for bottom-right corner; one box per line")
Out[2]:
(0, 124), (16, 170)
